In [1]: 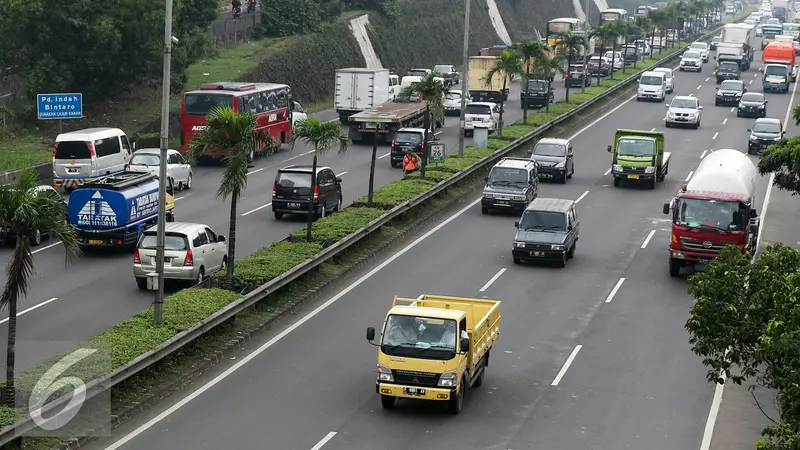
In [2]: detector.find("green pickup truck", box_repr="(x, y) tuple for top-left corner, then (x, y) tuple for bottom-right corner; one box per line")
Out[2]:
(607, 129), (670, 189)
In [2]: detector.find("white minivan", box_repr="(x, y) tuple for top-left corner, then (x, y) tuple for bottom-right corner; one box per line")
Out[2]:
(53, 128), (132, 192)
(637, 71), (667, 102)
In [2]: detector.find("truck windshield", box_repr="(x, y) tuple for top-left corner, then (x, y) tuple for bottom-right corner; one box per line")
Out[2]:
(676, 198), (747, 231)
(617, 138), (655, 157)
(718, 62), (739, 71)
(381, 315), (457, 359)
(526, 80), (546, 91)
(765, 65), (788, 76)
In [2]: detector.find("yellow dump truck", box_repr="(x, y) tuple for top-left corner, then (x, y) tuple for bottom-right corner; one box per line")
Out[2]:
(468, 56), (511, 103)
(366, 294), (501, 414)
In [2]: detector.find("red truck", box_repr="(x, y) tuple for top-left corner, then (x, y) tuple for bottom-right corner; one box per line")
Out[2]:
(662, 149), (760, 277)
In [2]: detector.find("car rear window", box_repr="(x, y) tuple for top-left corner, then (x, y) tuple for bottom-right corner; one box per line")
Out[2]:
(409, 70), (428, 77)
(55, 141), (91, 159)
(466, 104), (491, 115)
(184, 93), (233, 116)
(129, 154), (160, 166)
(276, 171), (312, 188)
(526, 80), (546, 90)
(433, 65), (452, 73)
(395, 132), (423, 144)
(138, 232), (189, 250)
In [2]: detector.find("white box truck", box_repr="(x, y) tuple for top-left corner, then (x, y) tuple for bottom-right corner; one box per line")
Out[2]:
(335, 68), (390, 124)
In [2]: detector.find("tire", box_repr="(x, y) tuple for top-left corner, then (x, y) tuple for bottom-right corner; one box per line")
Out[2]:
(390, 160), (400, 168)
(513, 257), (521, 264)
(30, 229), (42, 246)
(136, 277), (147, 290)
(694, 122), (699, 129)
(665, 121), (671, 128)
(481, 207), (489, 214)
(736, 112), (741, 117)
(220, 257), (228, 271)
(168, 178), (175, 192)
(185, 173), (193, 190)
(381, 395), (396, 409)
(568, 165), (574, 179)
(669, 258), (681, 277)
(246, 148), (255, 163)
(195, 268), (205, 287)
(335, 196), (342, 211)
(649, 179), (656, 189)
(567, 241), (576, 259)
(473, 368), (485, 387)
(274, 211), (283, 220)
(561, 171), (568, 184)
(448, 382), (464, 415)
(556, 252), (567, 268)
(613, 178), (620, 187)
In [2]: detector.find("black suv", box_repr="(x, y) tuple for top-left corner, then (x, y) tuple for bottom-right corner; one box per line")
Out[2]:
(512, 198), (579, 267)
(715, 79), (746, 106)
(520, 78), (554, 108)
(564, 64), (589, 88)
(390, 127), (435, 168)
(715, 60), (741, 83)
(528, 138), (575, 183)
(272, 165), (343, 220)
(747, 118), (784, 154)
(481, 158), (539, 214)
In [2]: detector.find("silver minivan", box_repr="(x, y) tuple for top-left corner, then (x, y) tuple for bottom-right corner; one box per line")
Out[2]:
(53, 128), (132, 192)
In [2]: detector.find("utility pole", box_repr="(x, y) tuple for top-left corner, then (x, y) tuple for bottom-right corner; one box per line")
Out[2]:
(458, 0), (471, 157)
(582, 0), (590, 94)
(154, 0), (174, 325)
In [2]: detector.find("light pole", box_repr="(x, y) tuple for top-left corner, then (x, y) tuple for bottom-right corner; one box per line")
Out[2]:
(458, 0), (471, 157)
(582, 0), (590, 94)
(154, 0), (174, 325)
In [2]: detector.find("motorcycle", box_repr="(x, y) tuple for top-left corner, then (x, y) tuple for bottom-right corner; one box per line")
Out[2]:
(246, 0), (256, 13)
(232, 4), (241, 18)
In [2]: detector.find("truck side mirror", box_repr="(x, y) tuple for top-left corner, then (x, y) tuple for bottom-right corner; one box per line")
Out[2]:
(663, 202), (671, 214)
(607, 145), (612, 152)
(366, 327), (375, 341)
(460, 337), (470, 353)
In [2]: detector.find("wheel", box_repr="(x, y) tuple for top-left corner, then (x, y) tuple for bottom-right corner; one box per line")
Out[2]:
(220, 257), (227, 271)
(274, 211), (283, 220)
(448, 381), (464, 414)
(694, 122), (699, 129)
(648, 179), (656, 189)
(715, 101), (720, 106)
(185, 173), (193, 190)
(390, 160), (400, 168)
(513, 257), (521, 264)
(335, 196), (342, 211)
(736, 111), (741, 117)
(168, 178), (175, 192)
(247, 148), (255, 162)
(669, 258), (681, 277)
(613, 178), (620, 187)
(481, 207), (489, 214)
(568, 165), (573, 179)
(473, 368), (485, 387)
(679, 67), (684, 71)
(567, 241), (576, 259)
(521, 102), (526, 109)
(381, 395), (396, 409)
(317, 203), (327, 219)
(30, 229), (42, 246)
(136, 277), (147, 290)
(556, 252), (567, 267)
(665, 121), (671, 128)
(195, 268), (205, 286)
(561, 171), (568, 184)
(636, 97), (642, 101)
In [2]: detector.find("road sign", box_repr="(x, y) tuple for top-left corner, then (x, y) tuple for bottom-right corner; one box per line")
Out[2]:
(37, 93), (82, 120)
(430, 143), (445, 163)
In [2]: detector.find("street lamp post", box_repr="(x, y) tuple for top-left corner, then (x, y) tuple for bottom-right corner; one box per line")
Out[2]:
(582, 0), (590, 93)
(154, 0), (174, 325)
(458, 0), (471, 157)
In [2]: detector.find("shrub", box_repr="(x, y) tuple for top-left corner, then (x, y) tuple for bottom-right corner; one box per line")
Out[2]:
(567, 93), (594, 104)
(357, 178), (436, 207)
(218, 241), (323, 292)
(461, 146), (494, 159)
(291, 207), (385, 242)
(406, 170), (451, 182)
(487, 138), (508, 149)
(498, 124), (536, 139)
(547, 102), (576, 114)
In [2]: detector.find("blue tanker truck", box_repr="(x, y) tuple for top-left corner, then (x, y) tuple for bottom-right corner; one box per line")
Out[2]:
(67, 171), (175, 248)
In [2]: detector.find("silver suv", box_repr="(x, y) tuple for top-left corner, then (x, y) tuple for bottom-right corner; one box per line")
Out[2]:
(133, 222), (227, 289)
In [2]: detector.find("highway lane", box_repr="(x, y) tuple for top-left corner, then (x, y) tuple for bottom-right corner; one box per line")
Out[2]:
(80, 48), (781, 450)
(0, 73), (592, 375)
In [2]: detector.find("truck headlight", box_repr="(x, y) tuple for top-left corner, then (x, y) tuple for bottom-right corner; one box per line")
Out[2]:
(438, 370), (459, 387)
(377, 363), (393, 382)
(612, 164), (622, 172)
(514, 241), (525, 248)
(644, 166), (656, 174)
(551, 244), (565, 251)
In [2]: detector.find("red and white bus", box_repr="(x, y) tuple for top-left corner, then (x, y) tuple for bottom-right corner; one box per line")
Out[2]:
(179, 82), (294, 157)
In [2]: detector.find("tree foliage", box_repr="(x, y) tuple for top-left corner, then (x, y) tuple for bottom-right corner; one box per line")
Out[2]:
(256, 0), (398, 37)
(758, 104), (800, 195)
(685, 244), (800, 449)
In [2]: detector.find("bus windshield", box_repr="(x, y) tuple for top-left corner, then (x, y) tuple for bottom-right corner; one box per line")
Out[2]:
(548, 21), (573, 34)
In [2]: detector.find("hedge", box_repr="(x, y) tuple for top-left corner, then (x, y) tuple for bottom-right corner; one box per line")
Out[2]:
(290, 207), (386, 243)
(356, 178), (436, 208)
(215, 241), (323, 292)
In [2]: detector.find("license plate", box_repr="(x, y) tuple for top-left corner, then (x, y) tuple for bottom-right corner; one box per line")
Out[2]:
(529, 251), (544, 256)
(627, 174), (639, 179)
(495, 200), (509, 205)
(539, 173), (552, 178)
(88, 239), (103, 245)
(403, 388), (426, 396)
(366, 122), (378, 128)
(288, 203), (301, 208)
(67, 168), (79, 173)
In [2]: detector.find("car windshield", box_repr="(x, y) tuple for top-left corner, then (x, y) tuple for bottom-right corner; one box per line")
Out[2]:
(433, 65), (452, 73)
(671, 98), (697, 108)
(129, 154), (160, 166)
(395, 132), (423, 144)
(466, 104), (491, 115)
(719, 62), (738, 71)
(765, 65), (788, 76)
(640, 75), (663, 85)
(534, 143), (566, 157)
(518, 210), (566, 231)
(684, 51), (701, 59)
(690, 43), (708, 50)
(138, 232), (190, 250)
(184, 93), (233, 116)
(741, 93), (764, 102)
(381, 315), (457, 359)
(488, 167), (528, 185)
(527, 80), (546, 90)
(720, 81), (743, 90)
(276, 171), (312, 188)
(617, 138), (655, 157)
(753, 122), (781, 133)
(676, 198), (747, 231)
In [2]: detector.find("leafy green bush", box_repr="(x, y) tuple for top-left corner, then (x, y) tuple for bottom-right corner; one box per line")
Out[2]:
(406, 170), (451, 182)
(487, 138), (508, 149)
(567, 93), (594, 105)
(498, 125), (536, 139)
(218, 241), (323, 292)
(357, 178), (436, 207)
(461, 146), (494, 159)
(291, 207), (385, 242)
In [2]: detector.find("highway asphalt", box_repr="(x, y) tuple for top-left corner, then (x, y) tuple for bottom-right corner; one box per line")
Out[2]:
(81, 43), (796, 450)
(0, 71), (588, 375)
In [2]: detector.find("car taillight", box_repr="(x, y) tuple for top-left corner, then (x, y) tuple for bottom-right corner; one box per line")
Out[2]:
(134, 248), (141, 264)
(272, 183), (277, 199)
(489, 115), (495, 121)
(391, 139), (395, 152)
(313, 185), (319, 202)
(125, 164), (131, 171)
(184, 250), (193, 266)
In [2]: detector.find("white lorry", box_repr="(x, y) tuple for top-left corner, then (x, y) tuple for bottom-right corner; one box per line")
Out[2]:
(334, 68), (390, 125)
(721, 23), (754, 45)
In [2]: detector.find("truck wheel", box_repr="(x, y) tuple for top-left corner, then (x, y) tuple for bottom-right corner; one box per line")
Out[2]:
(613, 178), (620, 187)
(390, 160), (400, 168)
(380, 395), (396, 409)
(513, 257), (521, 264)
(448, 382), (464, 414)
(473, 368), (485, 387)
(481, 207), (489, 214)
(669, 259), (681, 277)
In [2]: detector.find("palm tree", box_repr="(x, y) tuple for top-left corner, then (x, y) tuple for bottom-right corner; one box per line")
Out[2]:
(631, 17), (649, 68)
(516, 39), (548, 125)
(486, 49), (523, 137)
(399, 72), (446, 176)
(555, 31), (588, 103)
(592, 23), (617, 85)
(0, 171), (80, 407)
(647, 9), (665, 56)
(187, 106), (272, 282)
(290, 118), (347, 239)
(531, 51), (564, 113)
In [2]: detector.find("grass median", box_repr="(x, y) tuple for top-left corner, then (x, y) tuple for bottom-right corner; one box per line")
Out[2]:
(0, 38), (697, 449)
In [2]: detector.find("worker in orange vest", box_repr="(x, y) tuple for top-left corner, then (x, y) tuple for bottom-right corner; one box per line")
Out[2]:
(403, 152), (420, 176)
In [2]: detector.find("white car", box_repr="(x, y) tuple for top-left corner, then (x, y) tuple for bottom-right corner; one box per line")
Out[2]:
(652, 67), (675, 93)
(679, 50), (703, 72)
(603, 51), (625, 69)
(444, 90), (469, 116)
(688, 42), (710, 62)
(126, 148), (193, 191)
(463, 102), (499, 136)
(637, 71), (667, 102)
(665, 95), (703, 129)
(291, 101), (308, 129)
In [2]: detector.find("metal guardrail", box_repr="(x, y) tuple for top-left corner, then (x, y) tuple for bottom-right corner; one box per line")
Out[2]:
(0, 27), (722, 445)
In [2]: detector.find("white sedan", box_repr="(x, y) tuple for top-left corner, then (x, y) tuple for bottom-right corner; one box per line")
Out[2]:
(126, 148), (193, 191)
(291, 101), (308, 129)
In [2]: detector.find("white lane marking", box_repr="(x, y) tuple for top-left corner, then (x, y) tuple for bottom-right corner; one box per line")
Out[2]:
(310, 432), (337, 450)
(479, 268), (507, 292)
(241, 202), (272, 217)
(31, 241), (62, 254)
(336, 171), (348, 177)
(247, 150), (317, 176)
(247, 167), (265, 175)
(753, 73), (758, 77)
(100, 197), (485, 450)
(712, 132), (718, 140)
(551, 344), (582, 386)
(650, 127), (656, 131)
(700, 150), (707, 158)
(705, 77), (710, 81)
(697, 84), (702, 89)
(575, 191), (590, 203)
(603, 167), (612, 176)
(730, 107), (735, 112)
(700, 67), (798, 450)
(641, 230), (657, 249)
(568, 94), (637, 140)
(689, 93), (694, 97)
(604, 278), (626, 303)
(749, 79), (753, 85)
(174, 196), (185, 201)
(722, 118), (727, 125)
(377, 152), (390, 159)
(685, 171), (694, 181)
(0, 298), (58, 325)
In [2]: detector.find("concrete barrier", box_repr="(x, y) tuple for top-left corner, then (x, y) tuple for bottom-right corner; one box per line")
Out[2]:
(0, 162), (52, 187)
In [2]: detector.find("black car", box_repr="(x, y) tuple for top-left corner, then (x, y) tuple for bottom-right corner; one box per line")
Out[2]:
(737, 92), (768, 117)
(272, 165), (343, 220)
(527, 137), (575, 183)
(715, 79), (746, 106)
(564, 64), (589, 88)
(481, 158), (539, 214)
(512, 198), (579, 267)
(621, 45), (639, 65)
(389, 127), (434, 168)
(433, 64), (459, 86)
(521, 78), (554, 108)
(747, 118), (784, 154)
(715, 60), (741, 83)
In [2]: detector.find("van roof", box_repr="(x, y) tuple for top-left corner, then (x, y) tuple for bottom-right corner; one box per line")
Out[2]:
(641, 71), (665, 77)
(494, 157), (535, 170)
(524, 197), (574, 213)
(277, 165), (332, 173)
(56, 128), (125, 142)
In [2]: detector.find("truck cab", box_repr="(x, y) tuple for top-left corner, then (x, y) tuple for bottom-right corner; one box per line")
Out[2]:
(608, 129), (670, 189)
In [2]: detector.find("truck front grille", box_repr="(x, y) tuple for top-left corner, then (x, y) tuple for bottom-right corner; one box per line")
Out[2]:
(622, 166), (648, 174)
(681, 238), (725, 251)
(392, 370), (441, 387)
